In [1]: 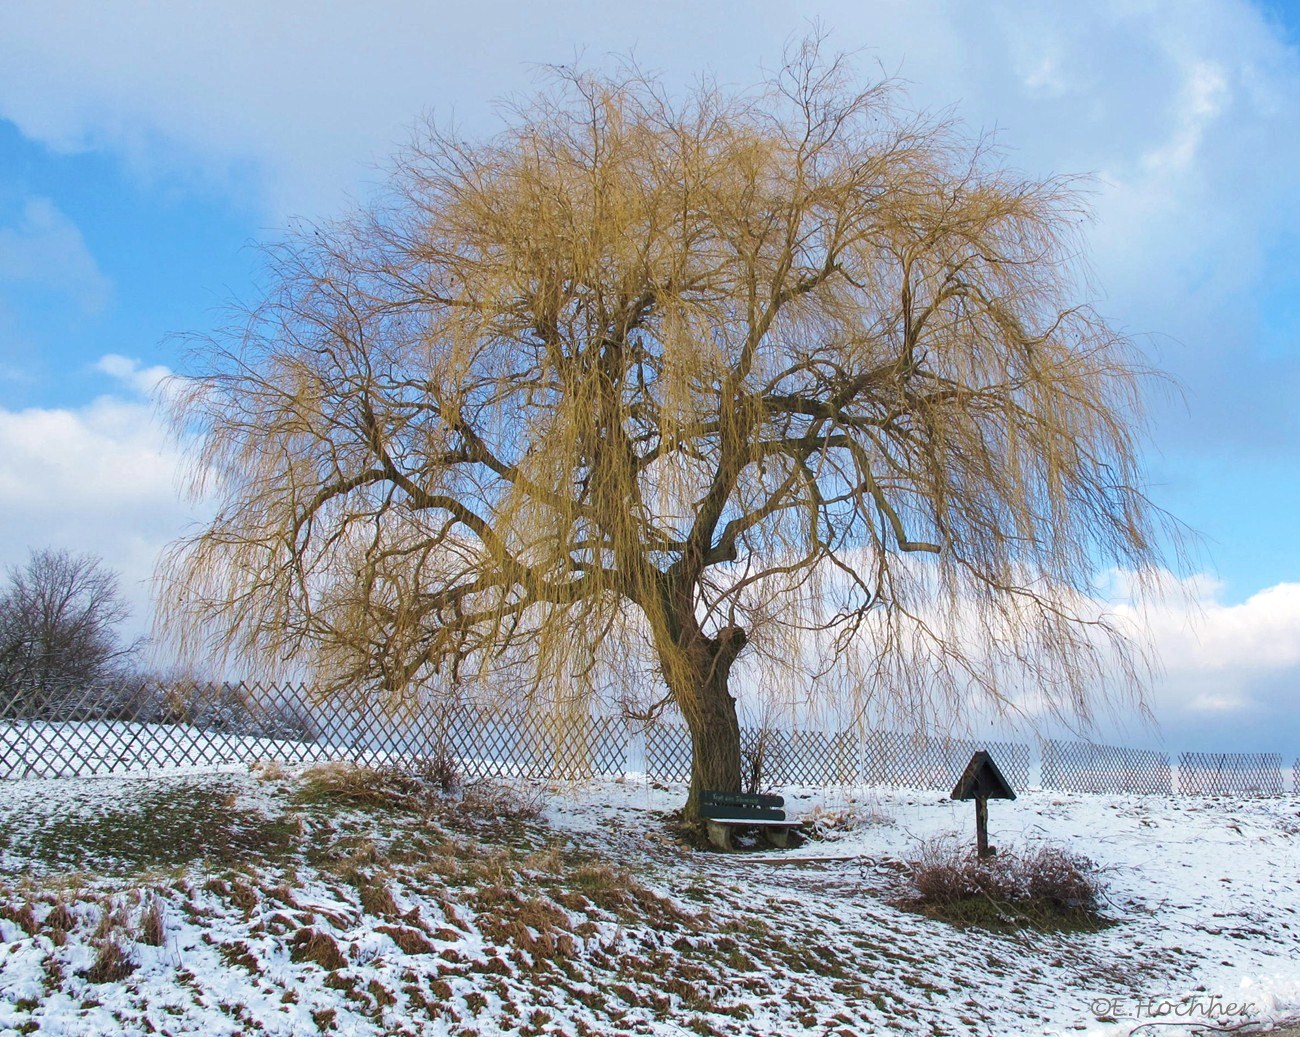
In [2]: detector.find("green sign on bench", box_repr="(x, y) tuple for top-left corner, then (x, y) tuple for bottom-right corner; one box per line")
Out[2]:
(699, 790), (801, 850)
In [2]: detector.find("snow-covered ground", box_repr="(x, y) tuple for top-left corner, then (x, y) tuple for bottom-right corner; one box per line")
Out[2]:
(0, 767), (1297, 1036)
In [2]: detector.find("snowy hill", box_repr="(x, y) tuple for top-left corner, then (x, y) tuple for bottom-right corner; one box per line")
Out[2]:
(0, 767), (1297, 1036)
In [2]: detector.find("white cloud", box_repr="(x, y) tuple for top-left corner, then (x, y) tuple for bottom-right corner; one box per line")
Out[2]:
(94, 353), (175, 398)
(0, 372), (207, 645)
(1125, 578), (1300, 674)
(1084, 572), (1300, 750)
(0, 197), (111, 312)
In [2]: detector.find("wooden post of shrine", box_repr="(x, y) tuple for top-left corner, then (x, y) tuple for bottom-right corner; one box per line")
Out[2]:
(951, 750), (1016, 859)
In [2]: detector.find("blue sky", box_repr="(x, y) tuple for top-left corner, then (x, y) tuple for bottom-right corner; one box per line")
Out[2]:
(2, 0), (1300, 754)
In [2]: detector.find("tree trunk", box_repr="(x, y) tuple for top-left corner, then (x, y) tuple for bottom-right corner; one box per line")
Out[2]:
(653, 618), (748, 822)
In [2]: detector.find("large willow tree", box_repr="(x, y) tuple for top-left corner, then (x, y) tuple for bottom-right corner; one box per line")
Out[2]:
(161, 47), (1175, 817)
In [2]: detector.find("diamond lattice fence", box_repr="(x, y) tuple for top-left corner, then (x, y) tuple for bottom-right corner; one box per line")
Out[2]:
(644, 723), (862, 788)
(645, 723), (693, 783)
(1041, 740), (1173, 795)
(0, 679), (630, 782)
(1177, 752), (1284, 796)
(0, 679), (326, 779)
(862, 731), (1031, 792)
(1, 679), (1292, 799)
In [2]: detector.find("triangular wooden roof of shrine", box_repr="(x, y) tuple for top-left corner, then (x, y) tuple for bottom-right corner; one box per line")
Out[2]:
(951, 750), (1017, 801)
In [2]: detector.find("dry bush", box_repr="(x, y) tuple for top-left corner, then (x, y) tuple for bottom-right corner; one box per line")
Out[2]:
(801, 799), (893, 842)
(82, 936), (137, 983)
(410, 752), (463, 795)
(299, 759), (522, 819)
(903, 837), (1103, 928)
(298, 761), (428, 810)
(458, 780), (544, 823)
(908, 839), (980, 903)
(1020, 846), (1100, 911)
(250, 759), (290, 781)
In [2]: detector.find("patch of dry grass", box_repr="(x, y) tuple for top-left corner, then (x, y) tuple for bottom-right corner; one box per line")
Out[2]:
(297, 762), (429, 811)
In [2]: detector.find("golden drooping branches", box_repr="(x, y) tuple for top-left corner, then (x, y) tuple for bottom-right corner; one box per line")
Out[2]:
(160, 45), (1179, 811)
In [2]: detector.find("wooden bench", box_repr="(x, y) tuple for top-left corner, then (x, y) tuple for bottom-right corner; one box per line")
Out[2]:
(699, 790), (802, 851)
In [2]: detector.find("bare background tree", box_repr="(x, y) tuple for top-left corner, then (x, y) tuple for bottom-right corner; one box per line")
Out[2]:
(0, 548), (141, 711)
(161, 43), (1179, 818)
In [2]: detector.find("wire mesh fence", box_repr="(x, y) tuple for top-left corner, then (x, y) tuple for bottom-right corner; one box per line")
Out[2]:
(0, 678), (1292, 796)
(1042, 740), (1174, 795)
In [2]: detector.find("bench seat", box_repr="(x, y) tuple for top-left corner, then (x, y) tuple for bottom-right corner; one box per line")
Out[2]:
(699, 790), (801, 850)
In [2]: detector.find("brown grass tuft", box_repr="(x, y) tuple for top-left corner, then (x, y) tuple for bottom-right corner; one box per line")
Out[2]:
(376, 924), (436, 955)
(82, 936), (137, 983)
(0, 902), (39, 936)
(357, 876), (400, 919)
(289, 927), (348, 971)
(44, 902), (77, 935)
(137, 895), (166, 947)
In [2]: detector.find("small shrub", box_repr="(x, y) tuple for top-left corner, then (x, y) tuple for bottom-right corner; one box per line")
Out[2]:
(250, 759), (290, 782)
(412, 752), (463, 795)
(801, 799), (893, 842)
(459, 781), (544, 823)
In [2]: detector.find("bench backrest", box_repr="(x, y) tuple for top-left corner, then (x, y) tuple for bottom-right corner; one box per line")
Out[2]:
(699, 789), (786, 821)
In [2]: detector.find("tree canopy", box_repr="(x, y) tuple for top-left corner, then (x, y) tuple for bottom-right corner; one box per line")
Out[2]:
(1, 548), (139, 707)
(161, 46), (1178, 814)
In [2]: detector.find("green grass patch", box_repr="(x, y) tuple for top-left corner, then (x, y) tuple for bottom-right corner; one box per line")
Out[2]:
(0, 777), (299, 876)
